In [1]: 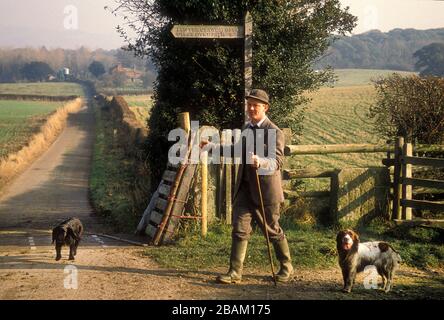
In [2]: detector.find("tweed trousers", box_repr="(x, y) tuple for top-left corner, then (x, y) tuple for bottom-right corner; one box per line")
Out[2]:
(232, 180), (285, 242)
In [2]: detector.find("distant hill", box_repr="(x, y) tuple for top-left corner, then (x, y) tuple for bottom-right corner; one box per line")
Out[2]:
(316, 28), (444, 71)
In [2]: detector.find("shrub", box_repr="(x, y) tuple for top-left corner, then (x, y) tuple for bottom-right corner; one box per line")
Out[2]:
(368, 74), (444, 144)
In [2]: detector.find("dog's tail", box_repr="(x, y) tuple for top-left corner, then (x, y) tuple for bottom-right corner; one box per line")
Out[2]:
(388, 244), (403, 263)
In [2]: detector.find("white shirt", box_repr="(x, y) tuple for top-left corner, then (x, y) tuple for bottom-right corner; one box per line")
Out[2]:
(247, 116), (267, 128)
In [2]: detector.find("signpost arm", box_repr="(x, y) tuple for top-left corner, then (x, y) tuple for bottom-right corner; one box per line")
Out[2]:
(244, 11), (253, 123)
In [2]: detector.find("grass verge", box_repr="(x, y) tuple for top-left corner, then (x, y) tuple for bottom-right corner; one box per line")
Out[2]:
(89, 101), (150, 232)
(144, 216), (443, 273)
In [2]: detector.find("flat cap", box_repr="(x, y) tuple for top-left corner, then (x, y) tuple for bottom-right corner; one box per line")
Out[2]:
(246, 89), (269, 105)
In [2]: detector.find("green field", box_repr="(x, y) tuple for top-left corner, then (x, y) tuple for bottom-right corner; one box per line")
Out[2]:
(286, 69), (417, 191)
(331, 69), (416, 87)
(0, 100), (60, 158)
(293, 85), (383, 170)
(289, 69), (419, 170)
(0, 82), (84, 96)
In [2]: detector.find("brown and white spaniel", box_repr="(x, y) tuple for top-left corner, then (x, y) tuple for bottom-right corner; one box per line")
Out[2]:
(336, 229), (402, 293)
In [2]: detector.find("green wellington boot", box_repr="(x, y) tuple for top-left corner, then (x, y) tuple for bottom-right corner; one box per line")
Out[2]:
(216, 239), (248, 284)
(273, 238), (294, 283)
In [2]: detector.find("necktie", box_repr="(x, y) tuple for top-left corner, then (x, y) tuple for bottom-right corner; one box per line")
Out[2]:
(251, 125), (258, 154)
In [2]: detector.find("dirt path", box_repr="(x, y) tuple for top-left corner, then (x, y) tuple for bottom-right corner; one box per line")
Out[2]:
(0, 98), (443, 300)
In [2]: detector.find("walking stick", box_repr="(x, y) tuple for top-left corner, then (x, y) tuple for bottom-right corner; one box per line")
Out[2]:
(255, 168), (277, 286)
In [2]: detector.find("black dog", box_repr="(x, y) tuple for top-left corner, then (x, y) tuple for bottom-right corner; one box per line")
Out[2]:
(52, 217), (83, 261)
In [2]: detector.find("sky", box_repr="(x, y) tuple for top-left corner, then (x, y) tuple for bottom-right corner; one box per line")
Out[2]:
(0, 0), (443, 49)
(341, 0), (444, 34)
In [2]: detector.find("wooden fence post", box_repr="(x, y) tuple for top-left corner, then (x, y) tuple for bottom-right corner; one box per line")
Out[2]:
(225, 160), (232, 225)
(201, 150), (208, 237)
(218, 129), (224, 220)
(220, 130), (232, 225)
(393, 136), (404, 220)
(178, 112), (191, 134)
(402, 142), (413, 220)
(386, 140), (393, 219)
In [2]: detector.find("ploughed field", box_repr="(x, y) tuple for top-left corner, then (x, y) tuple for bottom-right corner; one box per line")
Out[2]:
(288, 69), (416, 190)
(0, 100), (61, 159)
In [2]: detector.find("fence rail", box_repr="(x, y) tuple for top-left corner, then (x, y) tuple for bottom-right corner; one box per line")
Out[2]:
(284, 143), (391, 156)
(285, 143), (444, 157)
(401, 156), (444, 167)
(199, 127), (444, 226)
(401, 178), (444, 189)
(283, 137), (444, 224)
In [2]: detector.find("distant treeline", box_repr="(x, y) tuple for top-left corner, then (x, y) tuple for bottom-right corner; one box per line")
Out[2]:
(316, 28), (444, 71)
(0, 47), (157, 84)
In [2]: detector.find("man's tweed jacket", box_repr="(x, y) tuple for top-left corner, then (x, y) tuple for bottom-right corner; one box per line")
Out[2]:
(233, 117), (285, 206)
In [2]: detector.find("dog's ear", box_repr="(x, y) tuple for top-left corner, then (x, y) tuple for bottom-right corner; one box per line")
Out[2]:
(336, 230), (346, 242)
(336, 230), (345, 249)
(350, 230), (359, 243)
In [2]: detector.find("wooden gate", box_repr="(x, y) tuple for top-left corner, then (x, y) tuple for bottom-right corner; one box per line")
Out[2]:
(390, 137), (444, 225)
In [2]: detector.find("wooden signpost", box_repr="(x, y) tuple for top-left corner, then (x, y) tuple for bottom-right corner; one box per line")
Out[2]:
(171, 12), (253, 122)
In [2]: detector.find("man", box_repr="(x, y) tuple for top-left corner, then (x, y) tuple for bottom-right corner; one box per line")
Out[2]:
(203, 89), (293, 284)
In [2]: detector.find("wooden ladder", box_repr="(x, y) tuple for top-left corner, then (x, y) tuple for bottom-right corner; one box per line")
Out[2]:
(136, 130), (198, 245)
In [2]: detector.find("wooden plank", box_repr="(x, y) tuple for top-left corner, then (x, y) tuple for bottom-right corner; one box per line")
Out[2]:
(178, 112), (191, 133)
(160, 223), (178, 244)
(401, 199), (444, 211)
(393, 137), (404, 220)
(155, 198), (168, 211)
(201, 151), (208, 237)
(402, 143), (413, 220)
(161, 163), (198, 243)
(401, 156), (444, 168)
(284, 144), (391, 156)
(145, 224), (157, 238)
(158, 183), (171, 197)
(283, 169), (334, 179)
(167, 161), (180, 169)
(150, 210), (164, 225)
(244, 11), (253, 122)
(218, 134), (225, 219)
(162, 170), (177, 182)
(153, 129), (198, 245)
(136, 184), (160, 234)
(225, 163), (232, 225)
(394, 218), (444, 226)
(402, 178), (444, 189)
(171, 25), (244, 38)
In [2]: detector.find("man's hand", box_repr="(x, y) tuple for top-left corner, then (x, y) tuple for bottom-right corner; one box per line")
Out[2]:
(199, 139), (209, 149)
(250, 153), (260, 169)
